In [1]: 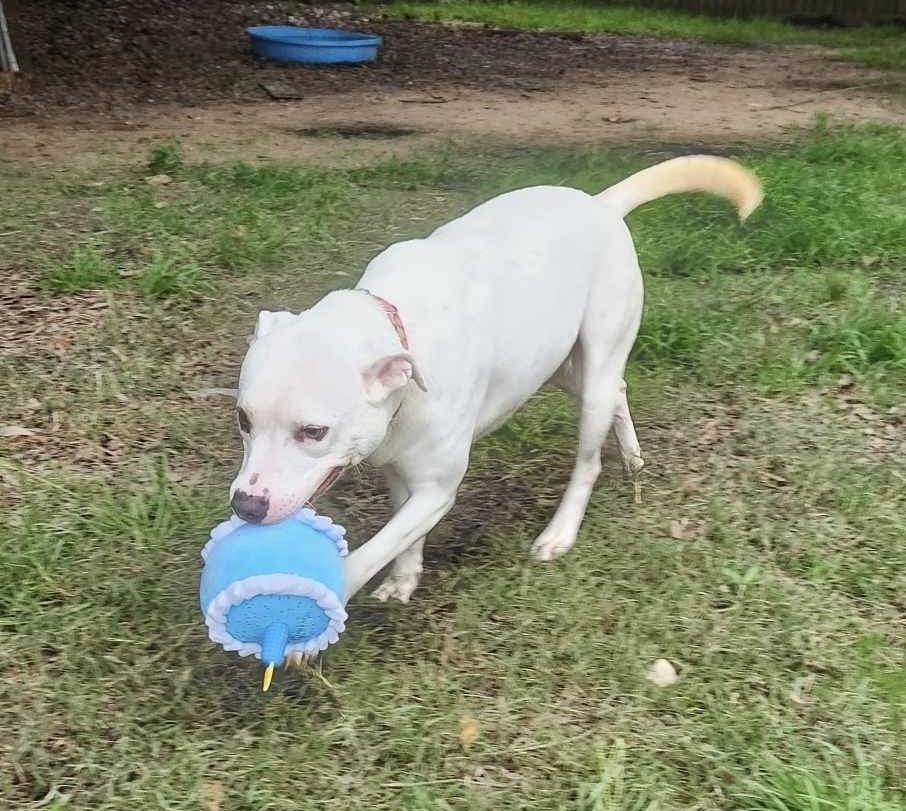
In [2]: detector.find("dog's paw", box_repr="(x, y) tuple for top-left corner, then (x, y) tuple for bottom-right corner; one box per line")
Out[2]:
(283, 650), (318, 670)
(624, 454), (645, 479)
(372, 570), (421, 604)
(531, 529), (577, 562)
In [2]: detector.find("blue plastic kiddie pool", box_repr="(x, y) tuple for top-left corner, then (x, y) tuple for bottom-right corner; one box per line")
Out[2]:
(247, 25), (382, 65)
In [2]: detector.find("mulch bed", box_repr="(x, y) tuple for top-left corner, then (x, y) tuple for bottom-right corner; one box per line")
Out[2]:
(1, 0), (727, 118)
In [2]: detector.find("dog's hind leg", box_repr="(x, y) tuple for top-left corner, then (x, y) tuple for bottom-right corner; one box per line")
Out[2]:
(533, 278), (643, 561)
(555, 361), (644, 483)
(372, 466), (426, 604)
(532, 367), (622, 560)
(612, 380), (645, 479)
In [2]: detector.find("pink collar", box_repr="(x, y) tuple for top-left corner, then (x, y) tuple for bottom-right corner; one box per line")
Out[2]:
(363, 290), (410, 350)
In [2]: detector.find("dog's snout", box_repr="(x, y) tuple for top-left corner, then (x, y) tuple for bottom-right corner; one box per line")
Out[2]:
(231, 490), (269, 523)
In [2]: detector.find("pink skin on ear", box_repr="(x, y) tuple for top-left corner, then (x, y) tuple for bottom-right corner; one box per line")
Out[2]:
(363, 353), (426, 403)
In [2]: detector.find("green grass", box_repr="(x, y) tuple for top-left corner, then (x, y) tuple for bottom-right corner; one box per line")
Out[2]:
(739, 754), (906, 810)
(35, 245), (209, 300)
(146, 142), (185, 176)
(381, 1), (906, 70)
(3, 122), (906, 809)
(37, 247), (121, 294)
(9, 150), (459, 300)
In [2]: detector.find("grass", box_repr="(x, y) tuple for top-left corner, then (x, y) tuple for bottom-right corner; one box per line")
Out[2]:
(2, 121), (906, 810)
(37, 247), (121, 294)
(381, 1), (906, 70)
(739, 754), (906, 810)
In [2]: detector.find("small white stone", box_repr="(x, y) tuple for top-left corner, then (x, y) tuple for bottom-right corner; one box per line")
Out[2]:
(646, 658), (678, 687)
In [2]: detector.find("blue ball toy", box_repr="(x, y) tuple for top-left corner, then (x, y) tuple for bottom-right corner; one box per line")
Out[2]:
(199, 508), (348, 691)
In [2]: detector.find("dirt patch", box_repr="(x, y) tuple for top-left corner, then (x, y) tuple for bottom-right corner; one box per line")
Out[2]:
(0, 267), (112, 356)
(2, 3), (904, 168)
(4, 55), (904, 170)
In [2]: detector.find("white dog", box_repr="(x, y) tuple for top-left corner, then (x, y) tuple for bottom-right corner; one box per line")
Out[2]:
(230, 155), (762, 605)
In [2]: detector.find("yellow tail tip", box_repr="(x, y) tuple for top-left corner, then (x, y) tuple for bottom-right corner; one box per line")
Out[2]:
(262, 663), (275, 692)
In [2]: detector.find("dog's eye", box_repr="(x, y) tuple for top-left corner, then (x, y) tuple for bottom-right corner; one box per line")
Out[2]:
(295, 424), (328, 443)
(236, 408), (252, 434)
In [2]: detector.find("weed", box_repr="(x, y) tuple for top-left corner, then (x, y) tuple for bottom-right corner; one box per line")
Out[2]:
(37, 247), (120, 293)
(806, 304), (906, 376)
(147, 142), (184, 176)
(139, 251), (208, 300)
(736, 753), (906, 810)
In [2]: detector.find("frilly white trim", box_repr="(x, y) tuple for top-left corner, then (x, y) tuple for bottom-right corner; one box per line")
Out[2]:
(204, 573), (347, 660)
(201, 507), (348, 562)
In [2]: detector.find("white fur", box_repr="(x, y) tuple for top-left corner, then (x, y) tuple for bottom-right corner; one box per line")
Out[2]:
(230, 156), (762, 603)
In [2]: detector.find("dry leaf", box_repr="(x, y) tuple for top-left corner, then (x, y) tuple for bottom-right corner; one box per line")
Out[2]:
(790, 674), (816, 705)
(803, 350), (821, 364)
(681, 476), (704, 496)
(850, 404), (876, 422)
(188, 388), (238, 400)
(145, 173), (173, 185)
(669, 517), (706, 540)
(0, 425), (37, 438)
(646, 659), (678, 687)
(698, 418), (721, 446)
(0, 468), (18, 486)
(168, 468), (206, 487)
(459, 715), (479, 748)
(759, 471), (788, 487)
(202, 780), (224, 811)
(47, 335), (73, 353)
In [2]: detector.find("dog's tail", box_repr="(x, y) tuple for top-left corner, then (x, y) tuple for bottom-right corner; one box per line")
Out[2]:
(595, 155), (762, 221)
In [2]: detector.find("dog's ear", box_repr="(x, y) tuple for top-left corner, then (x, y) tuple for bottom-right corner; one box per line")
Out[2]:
(253, 309), (298, 340)
(362, 353), (427, 403)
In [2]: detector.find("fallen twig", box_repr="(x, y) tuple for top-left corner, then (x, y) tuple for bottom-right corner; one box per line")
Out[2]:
(188, 387), (238, 399)
(399, 96), (450, 104)
(751, 80), (893, 112)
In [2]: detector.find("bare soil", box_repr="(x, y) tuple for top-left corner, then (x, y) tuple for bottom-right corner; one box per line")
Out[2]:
(1, 2), (904, 167)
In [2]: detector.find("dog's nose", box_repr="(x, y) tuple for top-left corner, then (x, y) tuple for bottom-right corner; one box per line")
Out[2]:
(231, 490), (269, 523)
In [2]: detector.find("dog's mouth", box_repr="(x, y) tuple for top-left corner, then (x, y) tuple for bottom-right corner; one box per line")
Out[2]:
(313, 465), (346, 499)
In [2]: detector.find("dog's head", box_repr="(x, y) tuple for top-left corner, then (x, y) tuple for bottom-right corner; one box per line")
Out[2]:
(229, 307), (424, 524)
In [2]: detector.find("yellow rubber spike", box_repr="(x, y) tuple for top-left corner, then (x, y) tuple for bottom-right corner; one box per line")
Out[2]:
(262, 663), (275, 692)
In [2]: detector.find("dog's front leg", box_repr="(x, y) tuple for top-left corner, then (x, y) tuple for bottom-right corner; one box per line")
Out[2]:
(372, 467), (424, 603)
(344, 485), (457, 601)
